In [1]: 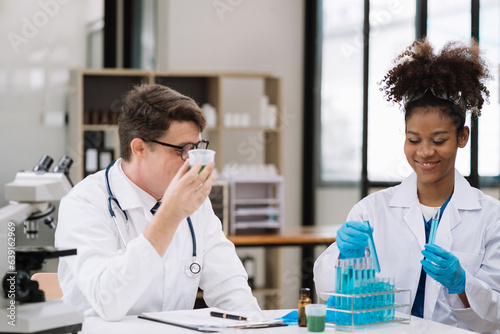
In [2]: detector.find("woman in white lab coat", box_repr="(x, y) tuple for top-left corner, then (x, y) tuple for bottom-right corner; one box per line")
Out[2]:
(55, 84), (260, 320)
(314, 39), (500, 333)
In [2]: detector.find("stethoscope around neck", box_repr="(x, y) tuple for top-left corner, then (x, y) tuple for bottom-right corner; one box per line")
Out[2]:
(105, 160), (201, 277)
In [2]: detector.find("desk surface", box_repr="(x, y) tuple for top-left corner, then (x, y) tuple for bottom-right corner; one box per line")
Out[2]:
(227, 225), (339, 247)
(81, 309), (473, 334)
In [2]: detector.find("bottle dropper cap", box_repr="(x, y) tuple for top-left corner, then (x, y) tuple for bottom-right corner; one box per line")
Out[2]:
(300, 288), (310, 295)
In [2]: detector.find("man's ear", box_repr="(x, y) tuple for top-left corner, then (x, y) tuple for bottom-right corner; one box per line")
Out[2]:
(130, 138), (147, 159)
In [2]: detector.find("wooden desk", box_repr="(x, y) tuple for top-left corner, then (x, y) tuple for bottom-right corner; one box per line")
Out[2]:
(226, 225), (340, 309)
(227, 225), (338, 247)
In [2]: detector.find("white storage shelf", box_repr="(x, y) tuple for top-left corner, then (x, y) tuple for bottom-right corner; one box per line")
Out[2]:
(229, 176), (283, 235)
(234, 199), (280, 205)
(235, 208), (281, 215)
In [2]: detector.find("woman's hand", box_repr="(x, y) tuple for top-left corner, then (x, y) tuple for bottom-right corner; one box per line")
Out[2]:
(421, 244), (466, 294)
(336, 221), (372, 258)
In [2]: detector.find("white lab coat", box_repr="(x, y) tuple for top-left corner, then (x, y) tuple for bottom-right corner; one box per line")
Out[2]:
(314, 169), (500, 333)
(55, 159), (260, 320)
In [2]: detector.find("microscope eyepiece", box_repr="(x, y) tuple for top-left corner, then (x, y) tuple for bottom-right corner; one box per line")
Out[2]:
(33, 155), (53, 173)
(53, 155), (73, 175)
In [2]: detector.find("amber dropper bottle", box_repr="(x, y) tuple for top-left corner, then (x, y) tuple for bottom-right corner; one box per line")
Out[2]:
(298, 287), (311, 327)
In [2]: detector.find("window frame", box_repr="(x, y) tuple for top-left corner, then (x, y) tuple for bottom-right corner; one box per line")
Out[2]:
(303, 0), (496, 224)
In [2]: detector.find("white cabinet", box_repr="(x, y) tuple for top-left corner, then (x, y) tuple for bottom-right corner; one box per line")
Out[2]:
(229, 176), (284, 235)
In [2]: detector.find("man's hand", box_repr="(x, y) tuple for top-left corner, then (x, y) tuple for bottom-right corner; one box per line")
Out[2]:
(159, 160), (216, 222)
(144, 159), (215, 256)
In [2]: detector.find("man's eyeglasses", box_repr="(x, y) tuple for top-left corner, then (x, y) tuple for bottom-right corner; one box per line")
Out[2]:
(143, 138), (209, 161)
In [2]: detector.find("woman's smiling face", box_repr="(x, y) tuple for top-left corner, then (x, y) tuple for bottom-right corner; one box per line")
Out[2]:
(404, 106), (469, 189)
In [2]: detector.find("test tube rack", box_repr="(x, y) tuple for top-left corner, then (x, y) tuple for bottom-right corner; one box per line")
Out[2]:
(321, 289), (411, 331)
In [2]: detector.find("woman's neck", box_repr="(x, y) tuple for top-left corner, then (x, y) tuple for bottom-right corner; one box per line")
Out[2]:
(417, 182), (454, 207)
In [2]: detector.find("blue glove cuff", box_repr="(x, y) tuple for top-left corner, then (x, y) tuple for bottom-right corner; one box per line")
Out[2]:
(448, 271), (466, 294)
(448, 286), (465, 294)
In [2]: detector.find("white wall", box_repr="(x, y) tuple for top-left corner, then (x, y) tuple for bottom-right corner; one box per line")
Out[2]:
(156, 0), (304, 308)
(316, 187), (360, 227)
(0, 0), (103, 267)
(0, 0), (103, 206)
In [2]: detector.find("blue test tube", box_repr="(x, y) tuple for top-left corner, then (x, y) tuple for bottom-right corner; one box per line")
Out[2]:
(335, 259), (343, 294)
(359, 257), (368, 325)
(366, 257), (377, 324)
(363, 214), (381, 273)
(344, 259), (354, 325)
(336, 259), (345, 325)
(330, 259), (343, 324)
(428, 210), (440, 244)
(387, 277), (395, 321)
(340, 259), (350, 325)
(353, 259), (362, 325)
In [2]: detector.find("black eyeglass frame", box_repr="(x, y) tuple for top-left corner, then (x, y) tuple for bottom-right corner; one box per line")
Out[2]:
(142, 138), (209, 160)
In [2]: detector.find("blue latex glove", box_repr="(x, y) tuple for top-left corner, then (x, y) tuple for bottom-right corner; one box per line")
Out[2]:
(277, 310), (298, 325)
(276, 309), (336, 325)
(421, 244), (466, 294)
(336, 221), (371, 258)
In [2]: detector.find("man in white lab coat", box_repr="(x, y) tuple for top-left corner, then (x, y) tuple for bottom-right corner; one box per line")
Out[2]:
(314, 39), (500, 333)
(56, 83), (260, 320)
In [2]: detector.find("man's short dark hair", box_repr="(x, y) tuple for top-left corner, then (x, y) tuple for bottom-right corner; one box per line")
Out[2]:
(118, 83), (206, 161)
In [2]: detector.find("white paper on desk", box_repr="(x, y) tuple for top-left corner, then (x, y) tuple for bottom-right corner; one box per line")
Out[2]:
(142, 308), (247, 328)
(141, 307), (279, 329)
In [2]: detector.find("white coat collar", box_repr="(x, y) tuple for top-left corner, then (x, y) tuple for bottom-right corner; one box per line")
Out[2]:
(389, 168), (481, 210)
(388, 168), (481, 248)
(108, 158), (156, 214)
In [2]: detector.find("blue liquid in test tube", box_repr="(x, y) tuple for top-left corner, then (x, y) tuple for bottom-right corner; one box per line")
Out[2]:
(333, 260), (343, 324)
(387, 277), (395, 321)
(428, 209), (440, 245)
(340, 259), (353, 325)
(363, 214), (380, 273)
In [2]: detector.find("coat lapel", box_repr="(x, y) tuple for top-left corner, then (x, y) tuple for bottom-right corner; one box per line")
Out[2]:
(389, 173), (426, 248)
(424, 170), (481, 318)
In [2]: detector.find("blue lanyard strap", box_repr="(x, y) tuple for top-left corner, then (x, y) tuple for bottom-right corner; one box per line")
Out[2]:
(423, 193), (453, 244)
(414, 193), (453, 318)
(424, 193), (453, 225)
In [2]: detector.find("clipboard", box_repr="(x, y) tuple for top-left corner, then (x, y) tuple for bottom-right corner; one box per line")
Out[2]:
(138, 310), (288, 332)
(138, 315), (220, 333)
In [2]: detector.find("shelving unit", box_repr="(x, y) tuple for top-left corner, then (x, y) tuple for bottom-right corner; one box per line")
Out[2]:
(229, 176), (283, 235)
(67, 69), (283, 184)
(208, 180), (229, 235)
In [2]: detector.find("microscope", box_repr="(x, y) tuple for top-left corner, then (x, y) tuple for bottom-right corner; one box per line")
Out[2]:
(0, 155), (83, 334)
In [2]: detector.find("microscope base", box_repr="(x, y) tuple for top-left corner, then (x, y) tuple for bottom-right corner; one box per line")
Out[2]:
(0, 299), (83, 333)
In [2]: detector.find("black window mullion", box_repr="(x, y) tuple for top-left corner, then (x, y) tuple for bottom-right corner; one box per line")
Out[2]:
(416, 0), (427, 39)
(361, 0), (370, 198)
(302, 0), (322, 228)
(103, 0), (117, 68)
(469, 0), (480, 188)
(302, 0), (322, 294)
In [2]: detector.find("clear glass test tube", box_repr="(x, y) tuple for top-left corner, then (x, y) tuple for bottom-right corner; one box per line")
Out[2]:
(429, 210), (440, 244)
(362, 213), (381, 273)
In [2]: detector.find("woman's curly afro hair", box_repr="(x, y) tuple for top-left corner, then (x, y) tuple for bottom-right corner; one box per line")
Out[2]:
(380, 38), (491, 118)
